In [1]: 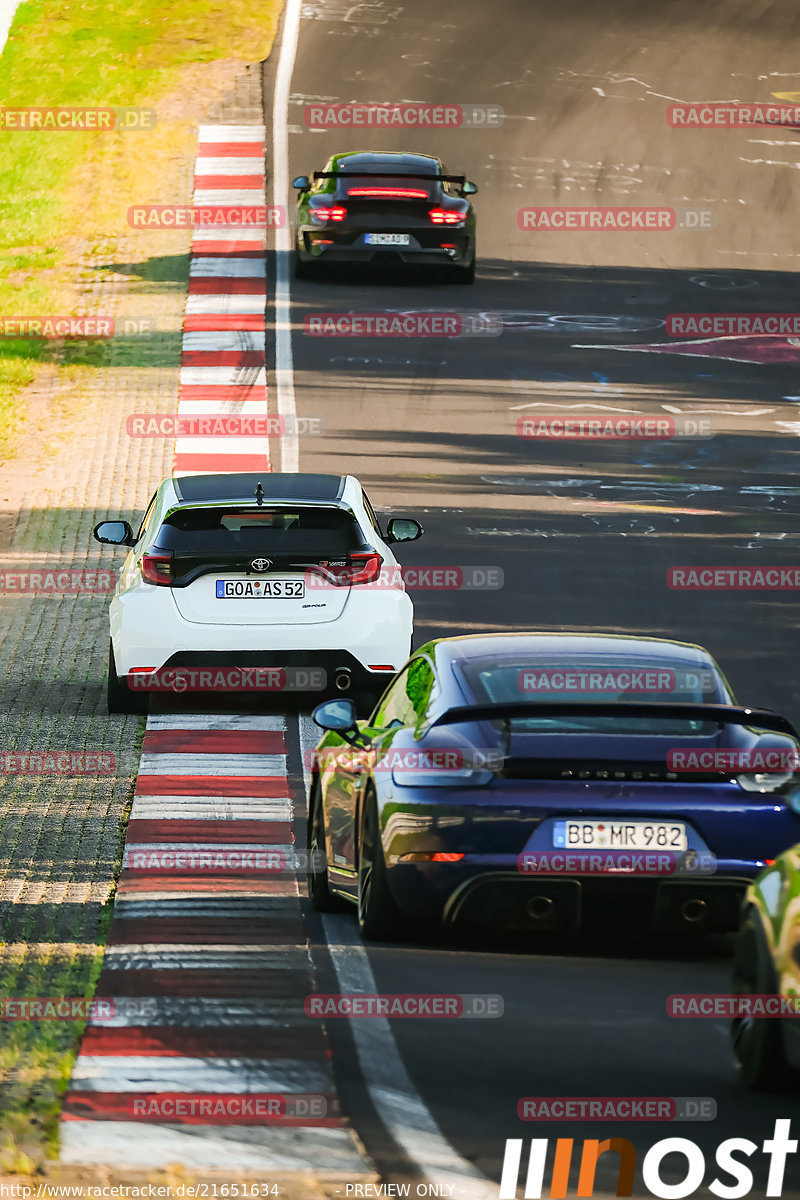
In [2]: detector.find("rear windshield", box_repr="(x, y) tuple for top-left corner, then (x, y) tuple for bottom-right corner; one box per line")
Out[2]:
(154, 506), (363, 555)
(459, 657), (726, 736)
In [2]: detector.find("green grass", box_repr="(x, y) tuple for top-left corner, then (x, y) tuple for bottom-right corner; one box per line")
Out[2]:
(0, 0), (281, 457)
(0, 0), (281, 1164)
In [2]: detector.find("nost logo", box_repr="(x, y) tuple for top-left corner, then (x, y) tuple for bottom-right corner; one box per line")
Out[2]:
(500, 1118), (797, 1198)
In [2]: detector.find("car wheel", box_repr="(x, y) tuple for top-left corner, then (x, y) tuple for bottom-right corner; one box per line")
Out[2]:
(451, 255), (475, 284)
(357, 791), (403, 940)
(731, 910), (795, 1088)
(294, 252), (316, 280)
(307, 779), (347, 912)
(106, 641), (147, 714)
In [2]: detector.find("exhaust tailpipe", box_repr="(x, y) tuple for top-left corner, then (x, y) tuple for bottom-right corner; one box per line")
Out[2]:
(527, 895), (555, 922)
(681, 898), (708, 924)
(335, 669), (352, 692)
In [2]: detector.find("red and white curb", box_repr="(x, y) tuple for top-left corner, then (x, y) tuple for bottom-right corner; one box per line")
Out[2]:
(62, 711), (367, 1171)
(177, 124), (270, 477)
(61, 126), (370, 1175)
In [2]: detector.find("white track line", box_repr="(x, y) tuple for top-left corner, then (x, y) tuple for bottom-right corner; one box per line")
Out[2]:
(271, 0), (302, 474)
(298, 718), (498, 1199)
(145, 714), (285, 731)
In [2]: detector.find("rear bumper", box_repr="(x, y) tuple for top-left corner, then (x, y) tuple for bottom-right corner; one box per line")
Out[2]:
(109, 585), (413, 676)
(297, 229), (474, 268)
(437, 870), (750, 934)
(383, 858), (753, 933)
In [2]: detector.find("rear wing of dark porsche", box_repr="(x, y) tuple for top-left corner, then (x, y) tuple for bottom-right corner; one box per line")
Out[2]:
(312, 171), (467, 184)
(429, 701), (799, 738)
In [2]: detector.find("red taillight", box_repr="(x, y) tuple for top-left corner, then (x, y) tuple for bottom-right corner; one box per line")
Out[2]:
(324, 552), (383, 586)
(311, 206), (347, 223)
(141, 553), (173, 586)
(429, 208), (466, 226)
(431, 853), (466, 862)
(347, 187), (429, 199)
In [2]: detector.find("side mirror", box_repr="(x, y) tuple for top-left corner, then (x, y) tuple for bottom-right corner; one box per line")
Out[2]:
(94, 520), (135, 547)
(292, 175), (311, 191)
(462, 180), (478, 196)
(385, 517), (423, 544)
(313, 698), (358, 732)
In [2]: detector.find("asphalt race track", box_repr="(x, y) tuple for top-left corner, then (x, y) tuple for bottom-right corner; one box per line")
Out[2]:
(262, 0), (800, 1193)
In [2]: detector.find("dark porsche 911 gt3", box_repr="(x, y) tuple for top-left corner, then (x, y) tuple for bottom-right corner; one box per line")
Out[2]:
(292, 150), (477, 282)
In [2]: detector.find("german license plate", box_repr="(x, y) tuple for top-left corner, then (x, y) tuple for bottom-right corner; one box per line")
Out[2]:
(216, 579), (305, 599)
(366, 233), (410, 246)
(554, 819), (687, 851)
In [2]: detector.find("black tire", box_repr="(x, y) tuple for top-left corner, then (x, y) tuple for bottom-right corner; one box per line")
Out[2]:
(307, 780), (347, 912)
(731, 910), (795, 1089)
(357, 791), (404, 940)
(106, 641), (147, 714)
(294, 252), (316, 280)
(451, 254), (475, 284)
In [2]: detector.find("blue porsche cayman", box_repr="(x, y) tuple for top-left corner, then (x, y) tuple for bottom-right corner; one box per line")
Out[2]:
(307, 633), (800, 940)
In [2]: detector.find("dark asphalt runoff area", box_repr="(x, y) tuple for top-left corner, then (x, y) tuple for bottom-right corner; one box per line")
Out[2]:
(263, 0), (800, 1193)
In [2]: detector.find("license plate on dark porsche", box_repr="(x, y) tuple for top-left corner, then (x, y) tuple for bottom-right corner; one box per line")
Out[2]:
(366, 233), (411, 246)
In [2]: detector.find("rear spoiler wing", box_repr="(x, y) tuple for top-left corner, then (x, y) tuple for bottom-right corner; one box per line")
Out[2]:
(312, 171), (466, 184)
(429, 701), (799, 738)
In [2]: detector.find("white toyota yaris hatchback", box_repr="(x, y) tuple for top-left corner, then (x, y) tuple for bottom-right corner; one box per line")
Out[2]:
(93, 472), (422, 713)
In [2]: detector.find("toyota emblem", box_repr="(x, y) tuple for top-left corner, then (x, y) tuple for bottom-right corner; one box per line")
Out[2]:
(250, 558), (272, 572)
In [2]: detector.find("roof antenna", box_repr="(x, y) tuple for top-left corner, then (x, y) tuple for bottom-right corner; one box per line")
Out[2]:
(254, 481), (264, 507)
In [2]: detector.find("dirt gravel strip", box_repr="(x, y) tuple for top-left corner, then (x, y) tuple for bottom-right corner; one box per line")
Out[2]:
(58, 122), (375, 1184)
